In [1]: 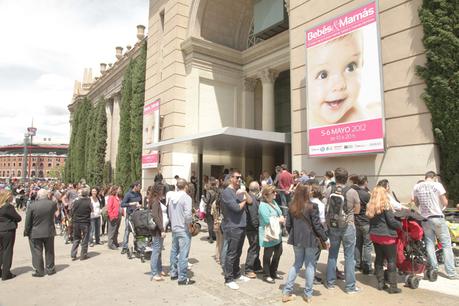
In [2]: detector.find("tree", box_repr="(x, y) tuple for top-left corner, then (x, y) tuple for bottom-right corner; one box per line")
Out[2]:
(92, 98), (107, 186)
(129, 43), (147, 183)
(116, 60), (134, 191)
(417, 0), (459, 201)
(73, 98), (91, 182)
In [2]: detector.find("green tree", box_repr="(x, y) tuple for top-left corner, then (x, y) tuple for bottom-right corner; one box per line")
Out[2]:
(74, 98), (91, 182)
(417, 0), (459, 201)
(129, 43), (147, 183)
(92, 98), (107, 186)
(116, 60), (134, 191)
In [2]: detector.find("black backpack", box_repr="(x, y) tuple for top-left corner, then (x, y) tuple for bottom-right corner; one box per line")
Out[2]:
(326, 185), (351, 229)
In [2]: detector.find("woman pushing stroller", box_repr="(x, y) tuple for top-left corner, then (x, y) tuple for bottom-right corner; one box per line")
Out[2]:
(367, 186), (402, 294)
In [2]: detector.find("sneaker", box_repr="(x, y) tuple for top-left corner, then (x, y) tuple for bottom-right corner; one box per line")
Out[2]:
(236, 275), (250, 283)
(160, 271), (168, 277)
(120, 248), (128, 255)
(302, 296), (312, 304)
(170, 275), (178, 281)
(152, 275), (164, 281)
(264, 276), (275, 284)
(178, 278), (195, 285)
(89, 243), (94, 247)
(336, 270), (345, 280)
(281, 294), (296, 303)
(226, 281), (239, 290)
(326, 284), (336, 290)
(448, 275), (459, 280)
(246, 272), (256, 279)
(346, 287), (362, 294)
(274, 274), (283, 280)
(188, 263), (193, 269)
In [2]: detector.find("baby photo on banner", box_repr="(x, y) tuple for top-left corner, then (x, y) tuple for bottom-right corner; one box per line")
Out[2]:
(142, 98), (160, 168)
(305, 0), (385, 157)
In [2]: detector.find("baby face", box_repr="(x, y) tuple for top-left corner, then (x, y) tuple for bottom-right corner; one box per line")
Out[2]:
(307, 32), (362, 125)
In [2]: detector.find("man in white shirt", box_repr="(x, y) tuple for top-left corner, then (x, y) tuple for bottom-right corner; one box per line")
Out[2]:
(413, 171), (458, 280)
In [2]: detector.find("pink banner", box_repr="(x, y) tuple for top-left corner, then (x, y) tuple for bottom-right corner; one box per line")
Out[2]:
(144, 98), (160, 115)
(306, 2), (376, 48)
(309, 118), (383, 146)
(142, 152), (159, 168)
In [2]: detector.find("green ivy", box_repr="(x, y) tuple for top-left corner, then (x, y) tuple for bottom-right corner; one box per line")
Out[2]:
(417, 0), (459, 202)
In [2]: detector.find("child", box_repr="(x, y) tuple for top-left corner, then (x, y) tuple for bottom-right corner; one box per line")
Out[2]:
(307, 29), (380, 127)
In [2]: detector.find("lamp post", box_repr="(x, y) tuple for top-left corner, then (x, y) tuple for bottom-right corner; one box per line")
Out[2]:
(22, 132), (29, 183)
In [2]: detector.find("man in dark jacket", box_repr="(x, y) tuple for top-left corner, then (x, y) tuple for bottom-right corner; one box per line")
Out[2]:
(120, 181), (142, 254)
(244, 181), (262, 278)
(70, 188), (92, 260)
(24, 189), (57, 277)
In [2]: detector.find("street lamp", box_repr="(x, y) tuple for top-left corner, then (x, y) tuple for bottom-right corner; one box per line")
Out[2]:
(22, 132), (29, 183)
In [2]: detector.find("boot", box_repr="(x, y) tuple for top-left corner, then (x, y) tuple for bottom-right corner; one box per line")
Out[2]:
(375, 266), (388, 290)
(387, 271), (401, 294)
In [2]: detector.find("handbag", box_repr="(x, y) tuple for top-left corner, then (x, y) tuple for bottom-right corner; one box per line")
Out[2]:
(263, 202), (282, 242)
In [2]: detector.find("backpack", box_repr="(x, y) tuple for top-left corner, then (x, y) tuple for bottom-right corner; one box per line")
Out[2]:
(326, 185), (351, 229)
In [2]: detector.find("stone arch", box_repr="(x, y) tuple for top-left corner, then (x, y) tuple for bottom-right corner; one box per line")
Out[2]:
(187, 0), (254, 51)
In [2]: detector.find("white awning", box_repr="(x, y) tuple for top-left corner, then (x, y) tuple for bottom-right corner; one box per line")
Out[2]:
(145, 127), (290, 154)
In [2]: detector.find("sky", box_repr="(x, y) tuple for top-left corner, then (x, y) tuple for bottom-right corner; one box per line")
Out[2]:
(0, 0), (149, 146)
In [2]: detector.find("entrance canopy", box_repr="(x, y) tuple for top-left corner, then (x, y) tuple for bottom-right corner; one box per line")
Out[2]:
(146, 127), (290, 154)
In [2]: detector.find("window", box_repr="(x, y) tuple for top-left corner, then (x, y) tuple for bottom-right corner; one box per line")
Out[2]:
(17, 170), (21, 177)
(31, 171), (36, 177)
(13, 162), (15, 167)
(18, 162), (21, 167)
(48, 163), (52, 167)
(56, 163), (60, 167)
(40, 163), (44, 167)
(32, 163), (36, 167)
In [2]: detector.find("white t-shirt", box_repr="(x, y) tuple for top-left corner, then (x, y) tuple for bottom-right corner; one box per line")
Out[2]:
(91, 197), (101, 219)
(310, 197), (325, 224)
(412, 181), (446, 218)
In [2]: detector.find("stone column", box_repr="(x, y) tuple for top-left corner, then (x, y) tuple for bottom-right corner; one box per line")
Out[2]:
(111, 95), (121, 169)
(259, 69), (278, 171)
(105, 101), (113, 162)
(242, 78), (257, 129)
(259, 69), (278, 131)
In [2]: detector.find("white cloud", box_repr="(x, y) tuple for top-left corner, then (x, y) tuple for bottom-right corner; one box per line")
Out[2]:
(0, 0), (149, 145)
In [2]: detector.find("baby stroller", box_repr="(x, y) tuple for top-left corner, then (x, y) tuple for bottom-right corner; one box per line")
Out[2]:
(395, 209), (437, 289)
(127, 209), (154, 262)
(436, 208), (459, 267)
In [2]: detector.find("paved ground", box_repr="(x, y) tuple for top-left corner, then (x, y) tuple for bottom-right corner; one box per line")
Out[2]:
(1, 211), (458, 306)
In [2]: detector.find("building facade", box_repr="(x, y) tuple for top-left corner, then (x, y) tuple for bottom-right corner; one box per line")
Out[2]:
(68, 26), (147, 174)
(143, 0), (434, 201)
(0, 144), (67, 180)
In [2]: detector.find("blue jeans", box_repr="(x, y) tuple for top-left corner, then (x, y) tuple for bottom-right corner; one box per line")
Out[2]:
(422, 218), (457, 277)
(220, 237), (228, 272)
(150, 236), (164, 277)
(170, 231), (191, 282)
(326, 225), (357, 291)
(355, 223), (372, 270)
(283, 246), (318, 298)
(122, 216), (131, 249)
(90, 217), (101, 244)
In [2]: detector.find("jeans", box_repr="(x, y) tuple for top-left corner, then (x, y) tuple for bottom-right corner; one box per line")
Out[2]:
(71, 222), (90, 258)
(422, 218), (457, 277)
(122, 215), (131, 249)
(283, 246), (318, 298)
(278, 191), (290, 217)
(263, 242), (283, 278)
(150, 236), (164, 277)
(170, 231), (191, 282)
(223, 227), (246, 283)
(326, 225), (357, 291)
(220, 234), (228, 271)
(245, 230), (262, 273)
(107, 218), (120, 248)
(355, 223), (372, 270)
(90, 217), (101, 244)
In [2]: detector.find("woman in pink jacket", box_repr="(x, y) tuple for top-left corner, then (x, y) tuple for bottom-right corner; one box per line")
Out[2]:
(107, 186), (123, 250)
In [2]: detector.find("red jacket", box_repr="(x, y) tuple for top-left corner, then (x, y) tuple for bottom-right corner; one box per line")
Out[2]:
(107, 195), (121, 221)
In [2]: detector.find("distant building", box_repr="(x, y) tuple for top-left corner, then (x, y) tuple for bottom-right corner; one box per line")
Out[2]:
(0, 143), (67, 180)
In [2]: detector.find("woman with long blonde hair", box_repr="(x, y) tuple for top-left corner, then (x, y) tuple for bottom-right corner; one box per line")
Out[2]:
(367, 186), (401, 294)
(0, 189), (22, 280)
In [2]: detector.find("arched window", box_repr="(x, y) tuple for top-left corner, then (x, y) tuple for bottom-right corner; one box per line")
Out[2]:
(17, 170), (21, 177)
(38, 171), (44, 178)
(31, 171), (36, 177)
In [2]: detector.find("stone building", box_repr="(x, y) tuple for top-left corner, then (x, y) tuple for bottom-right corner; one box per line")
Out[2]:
(68, 25), (147, 175)
(143, 0), (434, 201)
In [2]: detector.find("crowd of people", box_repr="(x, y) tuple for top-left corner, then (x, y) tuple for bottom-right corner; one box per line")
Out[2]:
(0, 166), (457, 304)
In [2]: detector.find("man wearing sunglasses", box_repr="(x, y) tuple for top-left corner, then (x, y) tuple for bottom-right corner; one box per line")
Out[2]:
(221, 170), (252, 290)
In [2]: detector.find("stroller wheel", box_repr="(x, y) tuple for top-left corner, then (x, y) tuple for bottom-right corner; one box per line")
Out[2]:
(408, 276), (420, 289)
(426, 269), (438, 282)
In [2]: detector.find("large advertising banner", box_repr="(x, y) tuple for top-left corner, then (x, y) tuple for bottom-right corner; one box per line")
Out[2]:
(306, 1), (385, 157)
(142, 98), (160, 169)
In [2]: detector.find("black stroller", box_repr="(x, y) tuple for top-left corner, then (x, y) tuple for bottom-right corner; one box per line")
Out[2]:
(127, 209), (154, 262)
